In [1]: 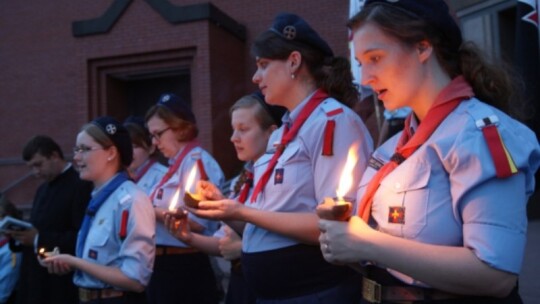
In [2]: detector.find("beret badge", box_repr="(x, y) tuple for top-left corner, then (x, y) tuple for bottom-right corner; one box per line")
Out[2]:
(282, 25), (296, 40)
(105, 124), (117, 135)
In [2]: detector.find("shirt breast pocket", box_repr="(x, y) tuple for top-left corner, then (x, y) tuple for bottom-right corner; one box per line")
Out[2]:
(86, 220), (112, 262)
(379, 161), (431, 238)
(274, 142), (301, 189)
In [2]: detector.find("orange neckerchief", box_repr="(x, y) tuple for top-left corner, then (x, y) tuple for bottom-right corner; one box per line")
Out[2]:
(358, 76), (473, 222)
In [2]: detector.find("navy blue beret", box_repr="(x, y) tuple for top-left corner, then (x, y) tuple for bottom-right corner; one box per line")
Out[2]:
(157, 93), (196, 124)
(123, 115), (145, 129)
(270, 13), (334, 58)
(251, 91), (287, 127)
(91, 116), (133, 167)
(365, 0), (462, 51)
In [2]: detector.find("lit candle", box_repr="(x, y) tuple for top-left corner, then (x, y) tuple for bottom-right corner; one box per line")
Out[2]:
(167, 187), (187, 218)
(183, 164), (204, 208)
(38, 247), (47, 259)
(37, 246), (60, 259)
(316, 145), (358, 221)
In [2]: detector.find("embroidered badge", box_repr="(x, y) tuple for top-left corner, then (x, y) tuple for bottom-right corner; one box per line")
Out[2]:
(282, 25), (296, 40)
(157, 188), (163, 200)
(388, 207), (405, 224)
(88, 249), (98, 260)
(368, 156), (384, 170)
(105, 124), (117, 135)
(274, 168), (284, 184)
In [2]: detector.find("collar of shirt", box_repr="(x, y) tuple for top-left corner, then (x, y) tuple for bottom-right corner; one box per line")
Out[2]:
(91, 173), (121, 197)
(283, 90), (318, 126)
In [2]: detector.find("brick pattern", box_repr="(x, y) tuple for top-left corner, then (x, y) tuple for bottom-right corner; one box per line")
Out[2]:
(0, 0), (349, 207)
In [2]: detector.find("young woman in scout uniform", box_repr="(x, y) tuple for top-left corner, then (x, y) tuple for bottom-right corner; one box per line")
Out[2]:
(44, 116), (156, 304)
(145, 93), (225, 304)
(164, 92), (285, 304)
(318, 1), (540, 303)
(188, 13), (374, 303)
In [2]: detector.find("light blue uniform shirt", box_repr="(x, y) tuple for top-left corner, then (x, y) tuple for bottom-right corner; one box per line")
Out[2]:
(244, 94), (374, 253)
(151, 146), (224, 247)
(214, 162), (254, 239)
(74, 179), (156, 289)
(0, 239), (20, 303)
(358, 98), (540, 285)
(136, 160), (167, 195)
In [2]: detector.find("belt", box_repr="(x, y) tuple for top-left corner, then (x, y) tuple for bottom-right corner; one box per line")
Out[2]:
(79, 288), (125, 302)
(362, 277), (461, 303)
(155, 245), (199, 256)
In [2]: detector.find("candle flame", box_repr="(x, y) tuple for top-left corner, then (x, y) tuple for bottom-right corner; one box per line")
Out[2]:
(184, 164), (198, 193)
(168, 188), (181, 211)
(336, 145), (358, 201)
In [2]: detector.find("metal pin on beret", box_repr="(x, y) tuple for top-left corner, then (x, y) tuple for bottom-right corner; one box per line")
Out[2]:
(157, 93), (197, 124)
(269, 13), (334, 57)
(91, 116), (133, 167)
(364, 0), (463, 51)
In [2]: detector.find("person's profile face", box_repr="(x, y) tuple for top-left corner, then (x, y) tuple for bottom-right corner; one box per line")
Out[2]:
(230, 106), (273, 162)
(73, 131), (110, 185)
(130, 144), (151, 171)
(146, 115), (181, 159)
(252, 57), (291, 108)
(353, 22), (424, 111)
(26, 153), (58, 182)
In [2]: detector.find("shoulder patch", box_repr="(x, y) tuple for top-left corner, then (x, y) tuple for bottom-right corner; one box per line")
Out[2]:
(190, 152), (201, 160)
(368, 156), (385, 170)
(320, 100), (344, 117)
(466, 102), (518, 179)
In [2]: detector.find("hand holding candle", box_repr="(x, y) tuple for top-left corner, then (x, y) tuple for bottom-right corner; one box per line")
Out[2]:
(37, 246), (60, 267)
(316, 145), (357, 221)
(183, 164), (204, 208)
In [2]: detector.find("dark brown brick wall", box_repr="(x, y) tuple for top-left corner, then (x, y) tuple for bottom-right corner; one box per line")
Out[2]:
(0, 0), (349, 209)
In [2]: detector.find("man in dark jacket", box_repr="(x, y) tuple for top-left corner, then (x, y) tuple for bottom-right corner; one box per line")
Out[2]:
(9, 135), (92, 304)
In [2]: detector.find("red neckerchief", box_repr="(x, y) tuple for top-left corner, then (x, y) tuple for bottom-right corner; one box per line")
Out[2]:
(237, 171), (254, 204)
(133, 159), (156, 183)
(358, 76), (473, 222)
(250, 89), (329, 203)
(149, 141), (199, 201)
(0, 236), (9, 248)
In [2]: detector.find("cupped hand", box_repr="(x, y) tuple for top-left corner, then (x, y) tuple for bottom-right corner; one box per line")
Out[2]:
(43, 254), (75, 275)
(163, 209), (192, 243)
(196, 180), (225, 200)
(219, 226), (242, 261)
(186, 199), (243, 221)
(318, 215), (377, 264)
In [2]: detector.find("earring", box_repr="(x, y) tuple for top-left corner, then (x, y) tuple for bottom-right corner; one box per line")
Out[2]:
(107, 157), (112, 161)
(291, 74), (295, 79)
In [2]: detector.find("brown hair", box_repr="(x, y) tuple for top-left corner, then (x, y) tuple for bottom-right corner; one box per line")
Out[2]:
(252, 31), (359, 107)
(145, 105), (199, 141)
(229, 95), (277, 131)
(348, 4), (528, 119)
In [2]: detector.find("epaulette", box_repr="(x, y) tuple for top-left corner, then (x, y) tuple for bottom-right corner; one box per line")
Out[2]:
(319, 100), (344, 156)
(470, 109), (517, 178)
(117, 190), (132, 241)
(190, 151), (202, 160)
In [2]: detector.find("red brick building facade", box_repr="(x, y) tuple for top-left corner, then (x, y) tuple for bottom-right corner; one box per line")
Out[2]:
(0, 0), (350, 208)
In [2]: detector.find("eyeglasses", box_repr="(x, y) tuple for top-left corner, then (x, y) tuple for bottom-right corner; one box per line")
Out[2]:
(149, 127), (171, 141)
(73, 146), (104, 154)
